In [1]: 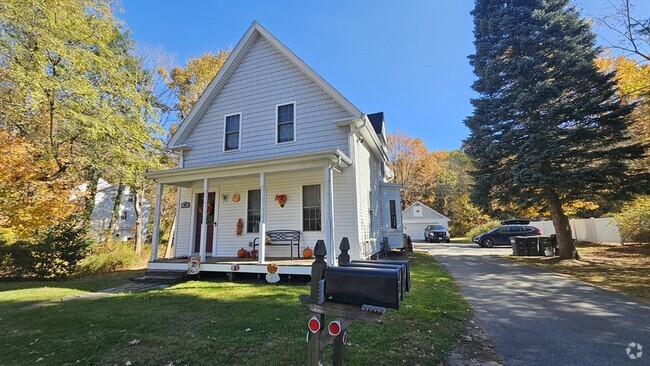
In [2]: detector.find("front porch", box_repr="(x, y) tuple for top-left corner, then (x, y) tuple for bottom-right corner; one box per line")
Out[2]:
(149, 257), (315, 275)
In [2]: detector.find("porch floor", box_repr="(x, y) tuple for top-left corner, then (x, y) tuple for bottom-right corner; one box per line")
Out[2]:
(149, 257), (315, 275)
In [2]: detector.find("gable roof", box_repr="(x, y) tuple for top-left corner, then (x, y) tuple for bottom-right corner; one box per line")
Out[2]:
(168, 21), (363, 148)
(402, 201), (450, 220)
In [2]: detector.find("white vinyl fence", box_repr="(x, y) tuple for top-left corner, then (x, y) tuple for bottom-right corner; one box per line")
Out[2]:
(530, 217), (621, 243)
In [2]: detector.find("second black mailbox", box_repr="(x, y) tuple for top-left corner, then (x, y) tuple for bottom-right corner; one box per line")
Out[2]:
(324, 266), (402, 309)
(339, 262), (407, 301)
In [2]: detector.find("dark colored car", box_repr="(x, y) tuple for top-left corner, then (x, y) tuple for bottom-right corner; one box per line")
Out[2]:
(472, 225), (541, 248)
(424, 224), (451, 243)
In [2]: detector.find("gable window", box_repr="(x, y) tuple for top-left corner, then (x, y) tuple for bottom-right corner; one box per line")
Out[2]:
(247, 190), (260, 233)
(224, 113), (241, 151)
(277, 103), (295, 143)
(302, 185), (321, 231)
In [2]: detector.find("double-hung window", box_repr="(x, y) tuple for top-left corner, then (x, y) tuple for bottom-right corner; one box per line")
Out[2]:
(277, 103), (295, 143)
(247, 190), (260, 233)
(224, 113), (241, 151)
(389, 200), (397, 229)
(302, 185), (321, 231)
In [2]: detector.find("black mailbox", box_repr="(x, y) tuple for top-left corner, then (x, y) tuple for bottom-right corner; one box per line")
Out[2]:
(325, 266), (401, 309)
(339, 262), (406, 300)
(352, 259), (411, 292)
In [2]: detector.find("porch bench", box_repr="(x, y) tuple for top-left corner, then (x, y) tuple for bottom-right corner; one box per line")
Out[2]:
(253, 230), (301, 260)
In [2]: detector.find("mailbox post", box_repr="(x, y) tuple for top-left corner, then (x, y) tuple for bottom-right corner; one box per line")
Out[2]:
(300, 238), (410, 366)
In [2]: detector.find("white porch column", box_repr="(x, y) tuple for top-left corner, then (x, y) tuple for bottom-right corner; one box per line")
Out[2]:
(150, 183), (163, 262)
(259, 172), (267, 263)
(200, 178), (209, 262)
(325, 165), (335, 266)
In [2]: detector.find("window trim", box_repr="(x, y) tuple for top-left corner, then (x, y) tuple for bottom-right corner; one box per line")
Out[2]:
(275, 101), (296, 145)
(301, 183), (322, 232)
(223, 112), (242, 152)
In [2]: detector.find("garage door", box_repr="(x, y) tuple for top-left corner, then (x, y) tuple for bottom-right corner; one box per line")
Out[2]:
(404, 222), (439, 241)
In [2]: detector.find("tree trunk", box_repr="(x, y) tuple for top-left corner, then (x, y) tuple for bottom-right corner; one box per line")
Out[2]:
(134, 187), (143, 255)
(164, 213), (176, 258)
(546, 189), (580, 259)
(104, 182), (125, 243)
(83, 167), (100, 224)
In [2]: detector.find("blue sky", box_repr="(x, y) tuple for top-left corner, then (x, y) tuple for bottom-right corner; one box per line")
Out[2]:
(118, 0), (648, 151)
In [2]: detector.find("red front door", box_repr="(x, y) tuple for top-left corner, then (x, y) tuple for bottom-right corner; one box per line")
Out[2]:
(194, 192), (215, 253)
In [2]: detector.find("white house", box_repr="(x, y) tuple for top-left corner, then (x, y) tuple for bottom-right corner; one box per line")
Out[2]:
(145, 22), (402, 275)
(402, 201), (450, 241)
(88, 179), (150, 243)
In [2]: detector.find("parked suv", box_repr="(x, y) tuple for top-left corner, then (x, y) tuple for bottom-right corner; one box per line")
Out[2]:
(472, 225), (541, 247)
(424, 224), (451, 243)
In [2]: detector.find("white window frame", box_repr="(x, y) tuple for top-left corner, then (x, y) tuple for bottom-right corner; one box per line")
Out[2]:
(223, 112), (242, 152)
(301, 183), (323, 232)
(275, 101), (296, 145)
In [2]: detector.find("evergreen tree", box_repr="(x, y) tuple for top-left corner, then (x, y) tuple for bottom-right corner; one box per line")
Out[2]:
(465, 0), (648, 258)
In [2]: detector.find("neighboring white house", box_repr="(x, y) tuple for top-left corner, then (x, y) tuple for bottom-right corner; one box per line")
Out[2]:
(145, 22), (403, 274)
(88, 179), (150, 243)
(402, 201), (450, 241)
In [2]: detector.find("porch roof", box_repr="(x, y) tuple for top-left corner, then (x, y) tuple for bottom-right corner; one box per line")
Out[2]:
(145, 149), (352, 187)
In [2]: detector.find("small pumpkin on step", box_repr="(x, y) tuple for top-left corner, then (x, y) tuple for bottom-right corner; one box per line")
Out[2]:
(237, 247), (247, 258)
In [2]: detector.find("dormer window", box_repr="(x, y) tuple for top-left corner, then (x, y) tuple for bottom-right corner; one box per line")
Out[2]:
(277, 102), (295, 143)
(224, 113), (241, 151)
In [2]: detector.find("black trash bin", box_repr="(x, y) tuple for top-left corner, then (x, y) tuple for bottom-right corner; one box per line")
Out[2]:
(525, 236), (541, 256)
(538, 236), (553, 256)
(511, 236), (527, 256)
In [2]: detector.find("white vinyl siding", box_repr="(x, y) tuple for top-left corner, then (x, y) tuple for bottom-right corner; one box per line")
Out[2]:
(181, 36), (354, 168)
(355, 139), (383, 258)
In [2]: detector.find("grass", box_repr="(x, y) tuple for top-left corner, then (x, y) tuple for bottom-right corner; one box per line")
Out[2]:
(0, 252), (469, 365)
(510, 242), (650, 303)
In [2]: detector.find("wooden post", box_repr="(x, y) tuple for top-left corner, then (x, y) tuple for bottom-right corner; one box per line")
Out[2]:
(338, 237), (350, 264)
(150, 183), (163, 262)
(310, 240), (327, 301)
(332, 332), (345, 366)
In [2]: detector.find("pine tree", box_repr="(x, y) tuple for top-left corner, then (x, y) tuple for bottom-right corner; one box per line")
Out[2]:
(465, 0), (648, 259)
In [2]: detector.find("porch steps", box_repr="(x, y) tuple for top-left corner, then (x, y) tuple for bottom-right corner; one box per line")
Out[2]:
(131, 270), (187, 284)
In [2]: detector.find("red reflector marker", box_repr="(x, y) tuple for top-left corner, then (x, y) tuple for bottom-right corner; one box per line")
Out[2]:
(308, 316), (321, 334)
(328, 320), (341, 336)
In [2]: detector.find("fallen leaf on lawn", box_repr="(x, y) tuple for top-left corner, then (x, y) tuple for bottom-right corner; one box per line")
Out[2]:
(245, 328), (251, 332)
(128, 339), (140, 346)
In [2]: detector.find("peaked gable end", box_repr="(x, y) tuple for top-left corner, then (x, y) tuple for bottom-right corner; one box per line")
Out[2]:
(169, 22), (362, 149)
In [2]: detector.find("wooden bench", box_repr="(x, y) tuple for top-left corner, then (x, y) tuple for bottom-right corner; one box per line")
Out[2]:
(253, 230), (302, 260)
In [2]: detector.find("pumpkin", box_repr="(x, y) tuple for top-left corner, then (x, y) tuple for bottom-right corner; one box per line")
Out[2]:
(303, 246), (313, 259)
(237, 247), (247, 258)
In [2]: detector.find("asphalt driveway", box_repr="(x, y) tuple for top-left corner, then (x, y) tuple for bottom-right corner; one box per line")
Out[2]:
(419, 243), (650, 366)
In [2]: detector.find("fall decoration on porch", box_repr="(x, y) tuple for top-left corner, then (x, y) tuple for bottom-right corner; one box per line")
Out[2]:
(266, 262), (280, 283)
(236, 218), (244, 236)
(232, 193), (240, 203)
(275, 194), (287, 207)
(237, 247), (247, 258)
(251, 249), (258, 259)
(221, 193), (229, 202)
(267, 262), (278, 274)
(303, 246), (313, 259)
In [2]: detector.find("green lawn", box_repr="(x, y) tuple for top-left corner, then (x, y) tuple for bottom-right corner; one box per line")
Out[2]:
(0, 253), (469, 365)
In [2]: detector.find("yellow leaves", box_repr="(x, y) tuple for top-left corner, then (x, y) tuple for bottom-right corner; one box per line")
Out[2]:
(162, 50), (230, 120)
(0, 131), (77, 237)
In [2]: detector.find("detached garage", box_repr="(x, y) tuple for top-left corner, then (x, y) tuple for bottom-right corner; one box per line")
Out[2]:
(402, 201), (450, 241)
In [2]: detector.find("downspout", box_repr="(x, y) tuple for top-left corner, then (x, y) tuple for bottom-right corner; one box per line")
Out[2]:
(325, 163), (335, 266)
(348, 115), (367, 140)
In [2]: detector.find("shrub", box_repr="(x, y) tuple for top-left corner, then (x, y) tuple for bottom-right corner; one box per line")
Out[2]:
(616, 196), (650, 244)
(465, 220), (501, 240)
(77, 241), (149, 276)
(0, 215), (92, 279)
